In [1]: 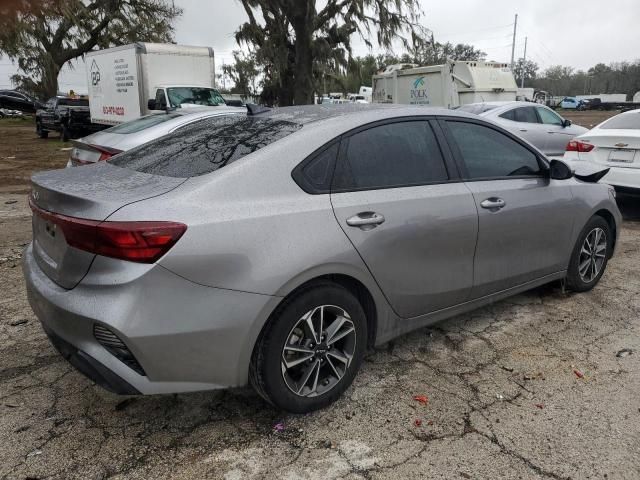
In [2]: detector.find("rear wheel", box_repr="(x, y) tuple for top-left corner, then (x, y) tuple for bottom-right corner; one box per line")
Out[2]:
(61, 124), (71, 142)
(36, 122), (48, 139)
(250, 282), (367, 413)
(566, 216), (612, 292)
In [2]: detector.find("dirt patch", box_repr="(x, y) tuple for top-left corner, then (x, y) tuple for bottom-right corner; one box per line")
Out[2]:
(560, 109), (619, 129)
(0, 118), (70, 193)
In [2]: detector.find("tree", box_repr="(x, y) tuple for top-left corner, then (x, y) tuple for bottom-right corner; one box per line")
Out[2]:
(223, 50), (261, 98)
(235, 0), (428, 106)
(514, 58), (538, 87)
(0, 0), (182, 98)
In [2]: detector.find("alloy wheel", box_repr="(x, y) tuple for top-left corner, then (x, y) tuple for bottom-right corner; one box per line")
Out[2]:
(578, 227), (607, 283)
(281, 305), (356, 397)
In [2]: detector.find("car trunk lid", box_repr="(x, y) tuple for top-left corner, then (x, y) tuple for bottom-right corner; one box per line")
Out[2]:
(30, 162), (186, 289)
(580, 131), (640, 169)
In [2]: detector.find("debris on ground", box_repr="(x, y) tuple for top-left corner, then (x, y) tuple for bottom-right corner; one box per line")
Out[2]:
(573, 369), (584, 379)
(4, 200), (17, 205)
(535, 403), (545, 409)
(414, 418), (422, 427)
(501, 365), (514, 372)
(26, 450), (42, 457)
(9, 319), (28, 326)
(413, 395), (429, 405)
(273, 421), (285, 433)
(616, 349), (633, 358)
(523, 372), (545, 381)
(496, 394), (504, 400)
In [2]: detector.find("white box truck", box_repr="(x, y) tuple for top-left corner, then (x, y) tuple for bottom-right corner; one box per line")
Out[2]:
(372, 60), (517, 108)
(86, 42), (222, 125)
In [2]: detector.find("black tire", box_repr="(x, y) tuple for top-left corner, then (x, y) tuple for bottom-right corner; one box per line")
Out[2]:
(250, 282), (367, 413)
(566, 216), (612, 292)
(61, 124), (71, 142)
(36, 123), (48, 139)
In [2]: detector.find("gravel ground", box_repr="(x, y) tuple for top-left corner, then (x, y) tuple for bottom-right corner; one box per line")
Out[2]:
(1, 119), (639, 480)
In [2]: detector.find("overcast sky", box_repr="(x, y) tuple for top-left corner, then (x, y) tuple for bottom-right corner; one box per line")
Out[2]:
(1, 0), (638, 93)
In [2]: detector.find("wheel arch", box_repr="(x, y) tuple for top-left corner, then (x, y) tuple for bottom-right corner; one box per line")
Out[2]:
(594, 208), (617, 255)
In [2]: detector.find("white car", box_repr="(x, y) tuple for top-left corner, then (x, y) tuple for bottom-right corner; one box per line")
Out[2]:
(563, 109), (640, 194)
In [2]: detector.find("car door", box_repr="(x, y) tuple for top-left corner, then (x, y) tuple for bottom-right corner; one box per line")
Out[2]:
(498, 106), (548, 151)
(441, 118), (576, 299)
(330, 119), (478, 318)
(536, 106), (574, 156)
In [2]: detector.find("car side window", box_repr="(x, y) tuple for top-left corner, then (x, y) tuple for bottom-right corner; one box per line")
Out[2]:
(499, 109), (516, 121)
(154, 89), (167, 109)
(512, 106), (539, 124)
(447, 121), (542, 179)
(334, 121), (449, 190)
(536, 107), (563, 126)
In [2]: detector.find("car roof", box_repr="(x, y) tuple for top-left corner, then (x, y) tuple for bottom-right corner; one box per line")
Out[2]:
(259, 103), (476, 127)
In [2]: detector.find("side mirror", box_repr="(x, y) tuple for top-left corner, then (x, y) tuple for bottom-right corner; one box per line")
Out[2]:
(562, 119), (572, 128)
(549, 159), (574, 180)
(147, 99), (157, 110)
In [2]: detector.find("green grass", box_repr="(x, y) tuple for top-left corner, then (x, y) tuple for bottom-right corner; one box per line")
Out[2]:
(0, 116), (34, 126)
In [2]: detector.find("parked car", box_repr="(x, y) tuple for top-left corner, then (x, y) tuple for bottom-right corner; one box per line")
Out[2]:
(36, 96), (104, 141)
(560, 97), (585, 110)
(67, 106), (245, 167)
(24, 104), (620, 413)
(563, 108), (640, 194)
(0, 108), (23, 118)
(457, 101), (588, 156)
(0, 89), (43, 113)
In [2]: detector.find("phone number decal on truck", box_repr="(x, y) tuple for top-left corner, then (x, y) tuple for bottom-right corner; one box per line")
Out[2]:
(102, 106), (125, 116)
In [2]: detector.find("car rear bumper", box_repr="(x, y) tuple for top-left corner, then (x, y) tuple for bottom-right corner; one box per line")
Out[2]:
(602, 166), (640, 191)
(23, 243), (279, 395)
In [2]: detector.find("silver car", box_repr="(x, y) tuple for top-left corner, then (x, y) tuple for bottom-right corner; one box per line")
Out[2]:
(458, 101), (588, 157)
(24, 104), (620, 413)
(68, 106), (245, 166)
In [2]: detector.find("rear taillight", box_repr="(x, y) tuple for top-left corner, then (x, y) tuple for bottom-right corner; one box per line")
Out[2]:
(29, 199), (186, 263)
(70, 145), (122, 166)
(566, 140), (594, 153)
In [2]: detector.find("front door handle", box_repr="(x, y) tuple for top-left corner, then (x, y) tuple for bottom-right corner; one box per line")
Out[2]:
(346, 212), (385, 230)
(480, 197), (506, 210)
(519, 128), (528, 132)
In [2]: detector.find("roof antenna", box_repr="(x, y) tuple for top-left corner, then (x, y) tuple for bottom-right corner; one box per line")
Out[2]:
(246, 103), (271, 116)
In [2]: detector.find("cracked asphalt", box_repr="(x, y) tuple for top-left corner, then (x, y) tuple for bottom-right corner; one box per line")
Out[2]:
(1, 120), (640, 480)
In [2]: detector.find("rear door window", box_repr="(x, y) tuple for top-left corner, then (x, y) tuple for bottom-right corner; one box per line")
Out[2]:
(504, 106), (539, 124)
(446, 121), (542, 179)
(333, 121), (449, 190)
(108, 116), (301, 178)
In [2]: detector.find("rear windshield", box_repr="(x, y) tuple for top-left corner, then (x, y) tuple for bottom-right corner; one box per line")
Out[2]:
(58, 98), (88, 106)
(109, 115), (302, 178)
(456, 104), (500, 115)
(106, 113), (183, 134)
(600, 112), (640, 130)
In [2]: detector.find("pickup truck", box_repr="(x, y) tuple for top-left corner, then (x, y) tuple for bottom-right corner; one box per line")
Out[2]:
(36, 97), (105, 141)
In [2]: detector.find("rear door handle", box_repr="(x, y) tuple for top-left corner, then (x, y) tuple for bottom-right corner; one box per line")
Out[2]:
(346, 212), (385, 230)
(519, 128), (528, 132)
(480, 198), (506, 210)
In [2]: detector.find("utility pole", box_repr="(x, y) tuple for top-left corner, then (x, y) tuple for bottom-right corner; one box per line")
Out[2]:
(222, 59), (226, 91)
(520, 36), (528, 88)
(510, 14), (518, 72)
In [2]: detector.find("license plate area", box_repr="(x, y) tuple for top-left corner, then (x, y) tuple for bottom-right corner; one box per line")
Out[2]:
(608, 149), (636, 163)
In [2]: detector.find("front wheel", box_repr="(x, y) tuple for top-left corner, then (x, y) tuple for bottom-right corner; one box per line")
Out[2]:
(566, 216), (612, 292)
(61, 124), (71, 142)
(250, 282), (367, 413)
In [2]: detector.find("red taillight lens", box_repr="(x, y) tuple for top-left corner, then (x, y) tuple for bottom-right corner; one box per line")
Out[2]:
(70, 145), (122, 166)
(566, 140), (594, 152)
(29, 199), (186, 263)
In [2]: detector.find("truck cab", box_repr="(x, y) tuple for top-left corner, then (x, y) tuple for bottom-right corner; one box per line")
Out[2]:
(147, 85), (226, 112)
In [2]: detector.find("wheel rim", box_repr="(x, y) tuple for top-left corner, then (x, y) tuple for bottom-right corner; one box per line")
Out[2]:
(578, 227), (607, 283)
(281, 305), (356, 398)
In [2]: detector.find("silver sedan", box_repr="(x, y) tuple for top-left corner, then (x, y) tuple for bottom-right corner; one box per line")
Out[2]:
(24, 104), (620, 413)
(458, 101), (588, 156)
(67, 106), (245, 166)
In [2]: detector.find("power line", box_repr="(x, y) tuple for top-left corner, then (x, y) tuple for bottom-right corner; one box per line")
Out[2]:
(436, 22), (514, 40)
